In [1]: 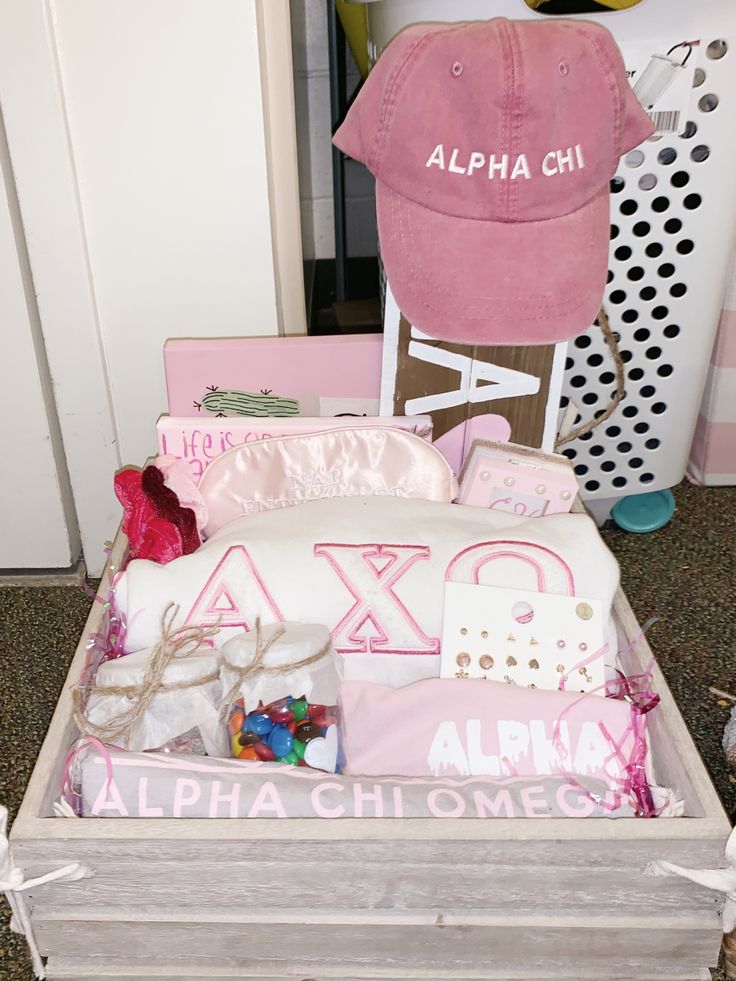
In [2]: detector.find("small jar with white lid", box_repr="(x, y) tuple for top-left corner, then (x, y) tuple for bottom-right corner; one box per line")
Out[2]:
(221, 622), (342, 772)
(82, 646), (227, 757)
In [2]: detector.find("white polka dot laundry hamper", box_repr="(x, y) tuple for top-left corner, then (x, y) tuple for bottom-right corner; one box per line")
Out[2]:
(354, 0), (736, 524)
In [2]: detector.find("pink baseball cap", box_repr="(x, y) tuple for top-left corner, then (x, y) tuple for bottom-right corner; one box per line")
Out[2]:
(333, 19), (654, 346)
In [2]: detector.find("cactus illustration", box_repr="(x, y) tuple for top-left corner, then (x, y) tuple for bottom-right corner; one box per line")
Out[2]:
(193, 385), (300, 418)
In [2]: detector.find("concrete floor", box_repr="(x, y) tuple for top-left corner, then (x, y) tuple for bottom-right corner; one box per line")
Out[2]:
(0, 479), (734, 979)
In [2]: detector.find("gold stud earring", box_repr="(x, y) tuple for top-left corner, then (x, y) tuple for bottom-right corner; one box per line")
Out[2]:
(556, 663), (566, 673)
(460, 627), (468, 635)
(456, 652), (471, 668)
(481, 630), (488, 639)
(507, 633), (516, 642)
(529, 637), (539, 646)
(506, 655), (517, 667)
(479, 654), (494, 670)
(576, 602), (593, 621)
(528, 658), (539, 670)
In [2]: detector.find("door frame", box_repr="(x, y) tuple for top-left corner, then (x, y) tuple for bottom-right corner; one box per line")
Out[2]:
(257, 0), (307, 337)
(0, 0), (305, 574)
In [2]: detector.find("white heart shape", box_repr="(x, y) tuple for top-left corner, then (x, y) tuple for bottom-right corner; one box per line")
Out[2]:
(303, 725), (338, 773)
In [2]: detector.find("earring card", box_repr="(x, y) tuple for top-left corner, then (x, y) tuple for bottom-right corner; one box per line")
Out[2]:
(440, 581), (605, 695)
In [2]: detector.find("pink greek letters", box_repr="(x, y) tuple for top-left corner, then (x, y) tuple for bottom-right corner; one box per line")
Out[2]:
(445, 540), (575, 595)
(313, 543), (439, 654)
(184, 545), (284, 632)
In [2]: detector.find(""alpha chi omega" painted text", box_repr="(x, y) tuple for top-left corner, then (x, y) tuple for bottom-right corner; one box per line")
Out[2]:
(425, 143), (586, 179)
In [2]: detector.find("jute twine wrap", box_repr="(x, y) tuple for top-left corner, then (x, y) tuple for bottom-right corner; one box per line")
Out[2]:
(218, 618), (332, 723)
(72, 603), (220, 749)
(555, 306), (626, 449)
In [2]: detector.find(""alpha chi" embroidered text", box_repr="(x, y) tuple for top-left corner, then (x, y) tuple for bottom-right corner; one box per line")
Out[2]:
(425, 143), (586, 180)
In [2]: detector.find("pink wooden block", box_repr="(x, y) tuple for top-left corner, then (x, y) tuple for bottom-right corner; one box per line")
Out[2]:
(164, 335), (384, 416)
(458, 440), (578, 517)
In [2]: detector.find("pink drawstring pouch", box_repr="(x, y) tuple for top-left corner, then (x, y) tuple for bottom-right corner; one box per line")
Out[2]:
(198, 427), (458, 537)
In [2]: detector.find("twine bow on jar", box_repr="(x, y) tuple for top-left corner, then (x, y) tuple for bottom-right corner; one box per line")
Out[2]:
(218, 618), (332, 723)
(72, 603), (220, 749)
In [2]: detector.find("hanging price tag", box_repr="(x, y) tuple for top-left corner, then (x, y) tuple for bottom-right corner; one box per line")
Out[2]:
(621, 41), (697, 136)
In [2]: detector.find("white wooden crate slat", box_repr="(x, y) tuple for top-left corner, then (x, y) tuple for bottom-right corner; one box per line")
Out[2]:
(42, 965), (713, 981)
(19, 854), (722, 915)
(31, 917), (722, 973)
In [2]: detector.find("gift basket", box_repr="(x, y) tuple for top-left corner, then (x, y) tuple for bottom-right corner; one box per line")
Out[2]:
(9, 15), (734, 981)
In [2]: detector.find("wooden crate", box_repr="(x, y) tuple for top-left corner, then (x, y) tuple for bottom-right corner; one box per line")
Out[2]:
(8, 531), (732, 981)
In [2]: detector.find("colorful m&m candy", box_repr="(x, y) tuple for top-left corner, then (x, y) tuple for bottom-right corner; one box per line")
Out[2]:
(228, 694), (340, 772)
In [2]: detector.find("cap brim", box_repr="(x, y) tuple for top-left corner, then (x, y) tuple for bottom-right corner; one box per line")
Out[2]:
(377, 183), (610, 346)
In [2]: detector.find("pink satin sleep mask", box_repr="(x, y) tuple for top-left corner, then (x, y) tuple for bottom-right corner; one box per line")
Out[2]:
(198, 427), (458, 536)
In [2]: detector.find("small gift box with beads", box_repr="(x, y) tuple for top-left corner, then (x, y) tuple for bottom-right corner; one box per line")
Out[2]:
(458, 439), (578, 517)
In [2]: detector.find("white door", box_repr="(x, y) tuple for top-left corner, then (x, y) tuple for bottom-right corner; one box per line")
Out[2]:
(0, 0), (304, 575)
(0, 121), (78, 569)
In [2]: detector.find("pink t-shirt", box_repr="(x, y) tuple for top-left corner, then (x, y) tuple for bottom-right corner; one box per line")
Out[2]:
(341, 678), (645, 792)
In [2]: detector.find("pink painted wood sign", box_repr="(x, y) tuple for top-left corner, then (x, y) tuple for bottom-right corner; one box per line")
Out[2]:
(157, 414), (433, 482)
(164, 334), (384, 417)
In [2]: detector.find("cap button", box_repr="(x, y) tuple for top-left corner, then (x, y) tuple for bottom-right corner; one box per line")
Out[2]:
(451, 61), (464, 77)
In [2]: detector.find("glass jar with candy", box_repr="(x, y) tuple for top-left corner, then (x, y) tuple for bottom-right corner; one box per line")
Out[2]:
(228, 695), (340, 771)
(220, 621), (341, 773)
